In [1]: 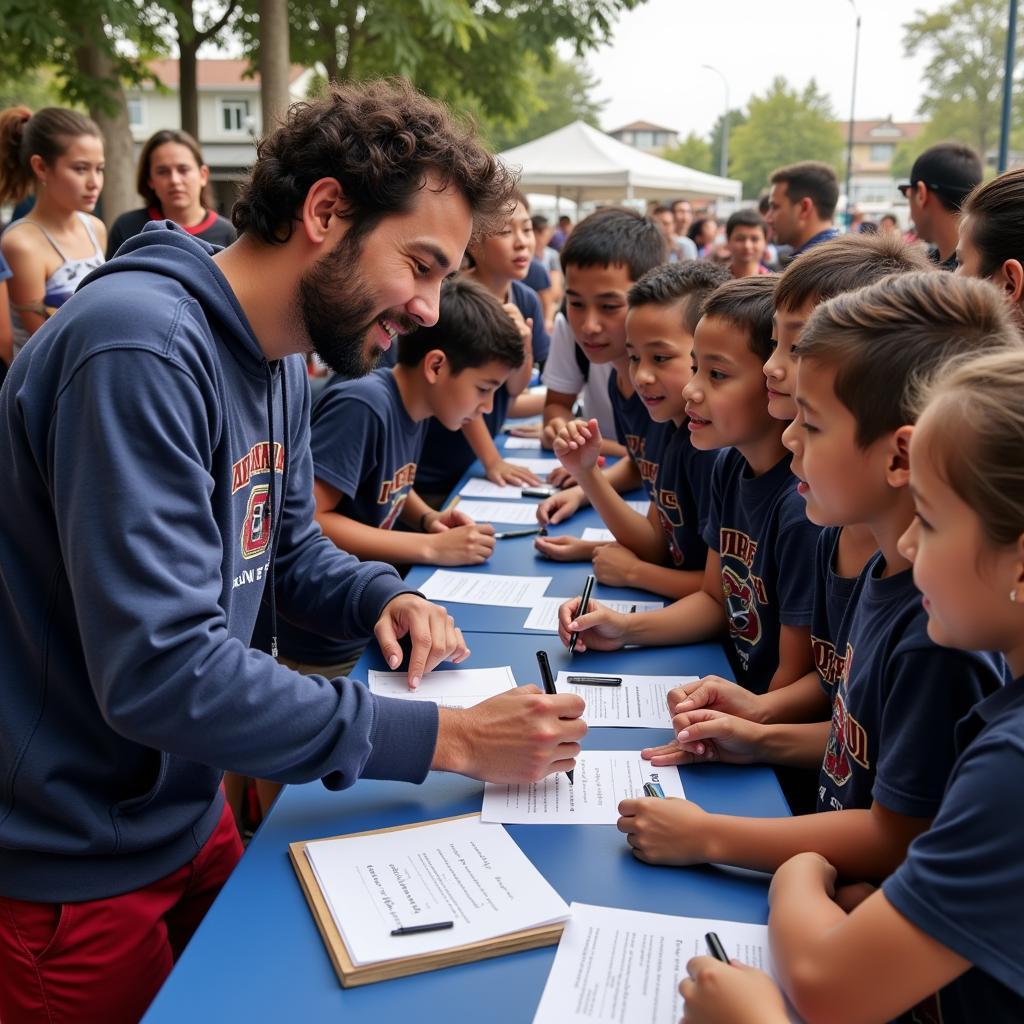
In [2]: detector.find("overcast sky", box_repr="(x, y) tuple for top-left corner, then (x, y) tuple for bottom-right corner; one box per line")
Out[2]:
(585, 0), (949, 137)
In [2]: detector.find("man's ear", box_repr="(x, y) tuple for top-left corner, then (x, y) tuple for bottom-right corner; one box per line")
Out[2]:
(886, 425), (914, 488)
(423, 349), (447, 384)
(300, 177), (346, 245)
(799, 196), (815, 220)
(1001, 259), (1024, 305)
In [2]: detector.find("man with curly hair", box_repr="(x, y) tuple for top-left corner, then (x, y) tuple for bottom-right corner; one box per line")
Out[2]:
(0, 80), (587, 1023)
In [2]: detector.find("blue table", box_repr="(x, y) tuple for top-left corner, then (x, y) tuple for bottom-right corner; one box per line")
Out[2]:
(144, 634), (787, 1023)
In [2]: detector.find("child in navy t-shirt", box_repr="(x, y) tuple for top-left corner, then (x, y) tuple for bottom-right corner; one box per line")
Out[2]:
(546, 262), (728, 600)
(616, 273), (1012, 890)
(560, 276), (819, 697)
(253, 277), (524, 671)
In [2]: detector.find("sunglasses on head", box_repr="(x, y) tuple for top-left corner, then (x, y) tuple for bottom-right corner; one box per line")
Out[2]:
(898, 180), (970, 200)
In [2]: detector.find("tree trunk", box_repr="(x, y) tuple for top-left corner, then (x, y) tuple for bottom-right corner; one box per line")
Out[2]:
(259, 0), (290, 132)
(75, 42), (136, 227)
(178, 0), (200, 140)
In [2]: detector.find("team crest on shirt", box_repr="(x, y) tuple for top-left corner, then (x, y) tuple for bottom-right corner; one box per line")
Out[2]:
(654, 487), (684, 566)
(812, 635), (850, 687)
(625, 433), (658, 488)
(240, 484), (272, 559)
(719, 528), (768, 653)
(822, 645), (870, 787)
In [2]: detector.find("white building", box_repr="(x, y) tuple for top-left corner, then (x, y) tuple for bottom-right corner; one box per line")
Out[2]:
(125, 59), (316, 212)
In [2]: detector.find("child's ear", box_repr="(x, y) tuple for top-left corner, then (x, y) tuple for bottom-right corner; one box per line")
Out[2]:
(423, 349), (447, 384)
(1002, 259), (1024, 305)
(886, 425), (914, 488)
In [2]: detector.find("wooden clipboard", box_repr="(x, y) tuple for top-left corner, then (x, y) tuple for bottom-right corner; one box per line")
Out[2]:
(289, 812), (565, 988)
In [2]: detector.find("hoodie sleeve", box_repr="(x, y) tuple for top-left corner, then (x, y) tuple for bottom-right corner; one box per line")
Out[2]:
(267, 359), (417, 640)
(50, 347), (437, 788)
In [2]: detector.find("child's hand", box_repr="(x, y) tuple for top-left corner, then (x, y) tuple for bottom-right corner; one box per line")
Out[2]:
(483, 458), (542, 487)
(533, 534), (602, 562)
(536, 486), (585, 525)
(426, 523), (496, 565)
(557, 596), (627, 652)
(769, 851), (838, 903)
(592, 542), (639, 588)
(679, 957), (789, 1024)
(553, 418), (602, 477)
(501, 302), (533, 348)
(542, 416), (568, 451)
(546, 464), (577, 488)
(643, 710), (766, 764)
(668, 675), (763, 723)
(616, 796), (710, 865)
(427, 506), (474, 531)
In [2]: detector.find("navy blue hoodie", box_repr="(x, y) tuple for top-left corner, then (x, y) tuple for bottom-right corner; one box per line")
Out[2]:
(0, 226), (439, 902)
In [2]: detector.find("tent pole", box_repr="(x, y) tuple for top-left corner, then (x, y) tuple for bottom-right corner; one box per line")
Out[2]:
(555, 187), (561, 216)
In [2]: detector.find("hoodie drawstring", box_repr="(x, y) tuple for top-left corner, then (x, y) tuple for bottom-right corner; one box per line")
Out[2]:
(264, 361), (290, 658)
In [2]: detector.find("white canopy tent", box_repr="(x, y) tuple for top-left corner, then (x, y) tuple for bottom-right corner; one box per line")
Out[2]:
(499, 120), (742, 206)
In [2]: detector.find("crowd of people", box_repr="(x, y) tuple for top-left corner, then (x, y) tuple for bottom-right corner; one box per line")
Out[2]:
(0, 81), (1022, 1024)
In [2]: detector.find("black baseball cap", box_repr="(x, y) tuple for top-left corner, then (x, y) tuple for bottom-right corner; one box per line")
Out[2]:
(898, 143), (983, 207)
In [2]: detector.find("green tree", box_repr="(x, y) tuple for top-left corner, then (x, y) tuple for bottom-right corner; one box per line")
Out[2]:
(728, 77), (843, 198)
(243, 0), (643, 125)
(662, 132), (713, 173)
(0, 0), (166, 222)
(903, 0), (1022, 161)
(481, 55), (606, 152)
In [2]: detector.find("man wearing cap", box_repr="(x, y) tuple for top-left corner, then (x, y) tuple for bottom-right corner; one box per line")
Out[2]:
(899, 142), (983, 271)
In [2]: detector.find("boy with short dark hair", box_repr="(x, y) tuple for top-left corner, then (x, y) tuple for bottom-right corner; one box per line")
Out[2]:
(559, 276), (821, 696)
(537, 207), (668, 529)
(618, 272), (1007, 882)
(725, 209), (770, 278)
(256, 277), (524, 677)
(541, 261), (727, 598)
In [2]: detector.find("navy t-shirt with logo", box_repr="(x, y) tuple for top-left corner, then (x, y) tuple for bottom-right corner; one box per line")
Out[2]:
(415, 279), (547, 493)
(701, 448), (821, 693)
(607, 368), (673, 504)
(817, 551), (1004, 816)
(256, 368), (427, 664)
(651, 425), (716, 571)
(883, 677), (1024, 1023)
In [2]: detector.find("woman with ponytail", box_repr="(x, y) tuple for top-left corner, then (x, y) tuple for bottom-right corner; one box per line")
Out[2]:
(0, 106), (106, 359)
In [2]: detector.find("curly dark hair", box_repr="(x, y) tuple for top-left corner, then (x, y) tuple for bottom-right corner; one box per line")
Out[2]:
(232, 78), (517, 245)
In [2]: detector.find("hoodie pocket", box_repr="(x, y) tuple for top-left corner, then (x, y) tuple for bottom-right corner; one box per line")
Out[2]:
(113, 752), (169, 816)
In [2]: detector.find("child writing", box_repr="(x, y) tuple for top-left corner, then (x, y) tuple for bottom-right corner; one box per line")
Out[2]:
(540, 261), (727, 598)
(558, 276), (821, 696)
(619, 273), (1012, 884)
(679, 343), (1024, 1024)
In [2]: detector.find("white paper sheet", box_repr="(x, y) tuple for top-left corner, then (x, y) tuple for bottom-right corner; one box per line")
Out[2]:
(503, 457), (564, 476)
(481, 751), (684, 824)
(417, 569), (552, 607)
(580, 528), (616, 542)
(555, 671), (697, 728)
(503, 436), (543, 450)
(304, 816), (569, 967)
(367, 665), (517, 709)
(532, 903), (801, 1024)
(624, 499), (650, 514)
(454, 500), (540, 525)
(459, 478), (528, 500)
(521, 597), (663, 633)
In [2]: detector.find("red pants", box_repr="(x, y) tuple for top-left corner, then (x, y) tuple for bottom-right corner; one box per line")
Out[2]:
(0, 800), (243, 1024)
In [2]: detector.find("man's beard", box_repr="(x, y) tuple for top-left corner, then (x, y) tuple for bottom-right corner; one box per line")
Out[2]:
(296, 232), (406, 378)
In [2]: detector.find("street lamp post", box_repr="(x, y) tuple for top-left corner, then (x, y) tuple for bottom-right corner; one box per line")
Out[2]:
(998, 0), (1018, 173)
(702, 64), (730, 179)
(845, 0), (861, 229)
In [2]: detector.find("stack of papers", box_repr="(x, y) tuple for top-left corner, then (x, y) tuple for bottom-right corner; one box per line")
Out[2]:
(580, 528), (616, 542)
(503, 457), (563, 476)
(555, 671), (696, 728)
(303, 816), (570, 967)
(417, 569), (552, 607)
(532, 903), (800, 1023)
(504, 436), (543, 450)
(367, 666), (517, 709)
(481, 751), (684, 825)
(522, 597), (663, 632)
(459, 478), (532, 500)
